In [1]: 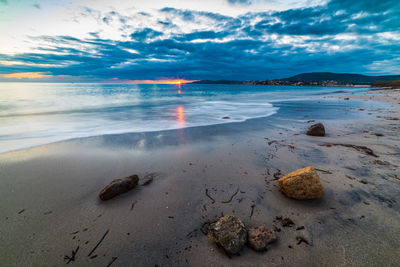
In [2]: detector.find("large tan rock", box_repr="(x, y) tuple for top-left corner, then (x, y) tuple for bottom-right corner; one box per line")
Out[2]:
(278, 166), (324, 200)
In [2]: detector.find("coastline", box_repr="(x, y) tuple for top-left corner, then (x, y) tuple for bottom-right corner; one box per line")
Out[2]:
(0, 88), (399, 266)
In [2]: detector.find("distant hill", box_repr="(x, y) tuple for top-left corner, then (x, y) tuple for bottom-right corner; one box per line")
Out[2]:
(282, 72), (400, 83)
(190, 80), (242, 84)
(190, 72), (400, 85)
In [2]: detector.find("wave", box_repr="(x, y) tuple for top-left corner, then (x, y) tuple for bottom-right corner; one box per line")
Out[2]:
(0, 99), (278, 154)
(0, 83), (369, 154)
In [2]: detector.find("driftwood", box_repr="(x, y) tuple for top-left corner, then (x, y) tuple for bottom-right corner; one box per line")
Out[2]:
(296, 236), (309, 245)
(186, 229), (198, 238)
(130, 200), (137, 211)
(315, 168), (332, 174)
(64, 246), (79, 264)
(205, 189), (216, 204)
(221, 188), (239, 203)
(141, 177), (153, 186)
(87, 229), (109, 257)
(250, 204), (256, 218)
(319, 143), (378, 157)
(141, 173), (157, 186)
(106, 257), (118, 267)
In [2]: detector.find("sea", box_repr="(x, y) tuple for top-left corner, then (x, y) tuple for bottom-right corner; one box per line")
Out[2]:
(0, 83), (370, 154)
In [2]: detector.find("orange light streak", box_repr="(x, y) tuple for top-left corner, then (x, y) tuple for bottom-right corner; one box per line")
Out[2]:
(0, 72), (52, 79)
(119, 79), (195, 84)
(177, 105), (185, 126)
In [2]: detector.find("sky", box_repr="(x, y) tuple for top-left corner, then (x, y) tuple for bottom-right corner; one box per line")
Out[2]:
(0, 0), (399, 82)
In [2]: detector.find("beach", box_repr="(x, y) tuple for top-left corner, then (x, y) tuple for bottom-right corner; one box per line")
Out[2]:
(0, 88), (399, 266)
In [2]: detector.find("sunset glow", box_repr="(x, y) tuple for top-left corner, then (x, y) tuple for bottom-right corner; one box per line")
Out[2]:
(117, 79), (195, 84)
(0, 72), (52, 79)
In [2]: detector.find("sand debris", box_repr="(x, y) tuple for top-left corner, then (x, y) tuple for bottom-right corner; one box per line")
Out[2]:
(87, 229), (110, 257)
(64, 246), (79, 264)
(320, 143), (378, 157)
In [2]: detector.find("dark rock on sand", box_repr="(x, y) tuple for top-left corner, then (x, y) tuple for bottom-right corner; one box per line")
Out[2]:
(99, 175), (139, 200)
(281, 218), (295, 227)
(208, 215), (247, 255)
(278, 166), (324, 200)
(248, 226), (277, 251)
(306, 123), (325, 136)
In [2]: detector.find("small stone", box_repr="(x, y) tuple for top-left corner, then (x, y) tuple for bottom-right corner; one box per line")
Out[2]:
(281, 218), (295, 227)
(278, 166), (324, 200)
(208, 216), (247, 255)
(306, 123), (325, 136)
(248, 226), (277, 251)
(99, 175), (139, 200)
(222, 116), (230, 119)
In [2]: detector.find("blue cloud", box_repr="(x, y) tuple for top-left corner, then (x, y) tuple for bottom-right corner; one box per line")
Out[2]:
(1, 0), (399, 81)
(130, 28), (163, 41)
(227, 0), (252, 5)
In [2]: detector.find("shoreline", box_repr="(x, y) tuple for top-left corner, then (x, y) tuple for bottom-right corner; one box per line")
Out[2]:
(0, 86), (374, 156)
(0, 88), (399, 266)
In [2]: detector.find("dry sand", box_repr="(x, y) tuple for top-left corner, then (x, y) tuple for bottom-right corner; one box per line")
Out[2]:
(0, 89), (399, 266)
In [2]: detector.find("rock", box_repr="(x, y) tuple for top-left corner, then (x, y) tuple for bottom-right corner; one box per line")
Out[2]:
(281, 218), (295, 227)
(278, 166), (324, 200)
(247, 226), (277, 251)
(306, 123), (325, 136)
(275, 216), (295, 227)
(99, 175), (139, 200)
(222, 116), (230, 119)
(208, 215), (247, 255)
(344, 97), (350, 100)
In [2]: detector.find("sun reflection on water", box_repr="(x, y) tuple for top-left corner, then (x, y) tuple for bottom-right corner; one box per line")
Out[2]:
(177, 105), (185, 126)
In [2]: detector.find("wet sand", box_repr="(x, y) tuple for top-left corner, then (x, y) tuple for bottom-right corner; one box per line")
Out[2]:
(0, 89), (399, 266)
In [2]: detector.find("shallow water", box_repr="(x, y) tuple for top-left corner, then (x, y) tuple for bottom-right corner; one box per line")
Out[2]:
(0, 83), (369, 153)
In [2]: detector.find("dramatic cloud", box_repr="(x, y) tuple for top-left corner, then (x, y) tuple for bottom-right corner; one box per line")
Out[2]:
(0, 0), (399, 81)
(227, 0), (252, 5)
